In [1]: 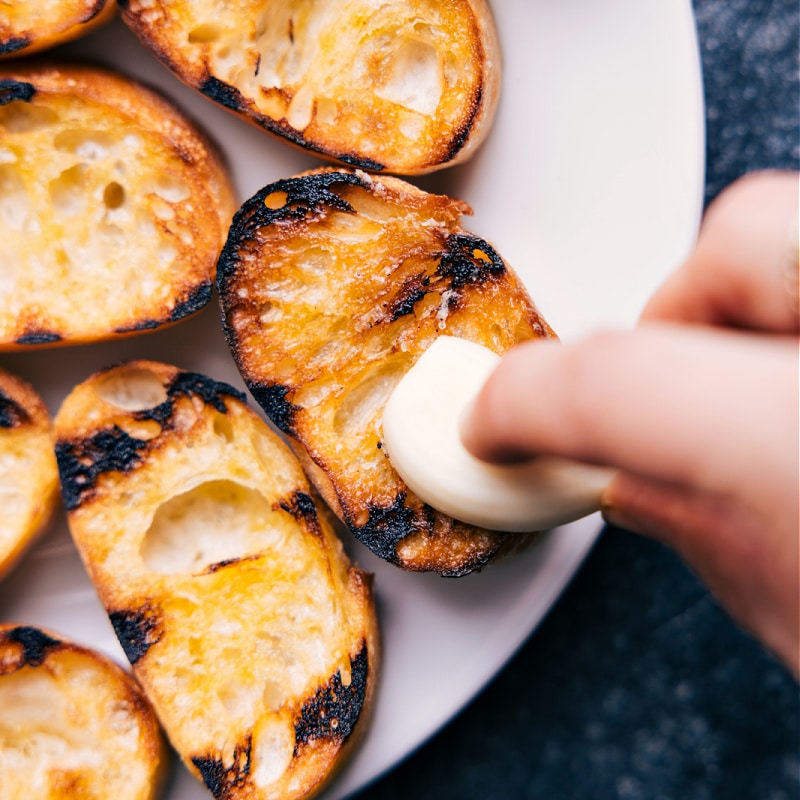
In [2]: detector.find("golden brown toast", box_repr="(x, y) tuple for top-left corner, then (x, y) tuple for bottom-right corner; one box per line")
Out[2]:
(0, 623), (168, 800)
(53, 360), (378, 800)
(120, 0), (500, 175)
(0, 63), (236, 350)
(0, 366), (59, 581)
(217, 168), (557, 575)
(0, 1), (116, 59)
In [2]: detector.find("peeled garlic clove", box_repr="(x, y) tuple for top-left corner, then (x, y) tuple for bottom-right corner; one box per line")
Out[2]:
(381, 336), (613, 532)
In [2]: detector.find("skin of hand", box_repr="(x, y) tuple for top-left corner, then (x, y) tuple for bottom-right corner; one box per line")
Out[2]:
(460, 170), (800, 675)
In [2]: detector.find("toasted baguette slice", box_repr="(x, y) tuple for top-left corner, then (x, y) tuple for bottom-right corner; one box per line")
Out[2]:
(217, 168), (557, 576)
(53, 361), (378, 800)
(120, 0), (500, 175)
(0, 1), (116, 60)
(0, 623), (168, 799)
(0, 367), (59, 581)
(0, 64), (236, 350)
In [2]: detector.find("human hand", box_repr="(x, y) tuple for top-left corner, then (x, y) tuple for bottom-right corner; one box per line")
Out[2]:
(461, 170), (799, 674)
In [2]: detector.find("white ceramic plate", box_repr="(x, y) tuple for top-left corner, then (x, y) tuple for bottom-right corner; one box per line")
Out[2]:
(0, 2), (704, 798)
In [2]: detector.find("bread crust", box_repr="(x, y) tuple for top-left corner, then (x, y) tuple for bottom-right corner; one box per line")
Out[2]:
(120, 0), (500, 175)
(0, 63), (237, 350)
(0, 1), (117, 60)
(0, 367), (59, 581)
(218, 168), (556, 575)
(53, 360), (378, 800)
(0, 623), (168, 799)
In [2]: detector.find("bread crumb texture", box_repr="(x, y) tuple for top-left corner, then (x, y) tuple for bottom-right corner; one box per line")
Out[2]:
(54, 361), (378, 800)
(0, 624), (167, 800)
(0, 367), (59, 581)
(0, 64), (236, 349)
(121, 0), (500, 173)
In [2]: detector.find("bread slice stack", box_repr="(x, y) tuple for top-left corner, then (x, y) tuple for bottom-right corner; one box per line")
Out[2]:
(54, 360), (378, 800)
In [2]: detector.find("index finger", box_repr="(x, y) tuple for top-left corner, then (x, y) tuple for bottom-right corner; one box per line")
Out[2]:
(461, 324), (797, 501)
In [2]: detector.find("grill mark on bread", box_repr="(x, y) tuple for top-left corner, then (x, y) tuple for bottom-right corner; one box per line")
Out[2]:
(219, 171), (361, 252)
(0, 391), (30, 428)
(0, 40), (31, 58)
(15, 330), (62, 346)
(349, 494), (428, 563)
(386, 278), (429, 323)
(279, 490), (322, 536)
(56, 427), (149, 511)
(192, 738), (252, 800)
(294, 643), (369, 751)
(442, 84), (484, 164)
(109, 606), (163, 665)
(0, 625), (60, 671)
(170, 281), (214, 321)
(167, 371), (245, 414)
(113, 283), (213, 333)
(200, 75), (245, 114)
(438, 232), (506, 287)
(199, 77), (386, 172)
(56, 371), (245, 510)
(82, 0), (109, 24)
(247, 382), (299, 436)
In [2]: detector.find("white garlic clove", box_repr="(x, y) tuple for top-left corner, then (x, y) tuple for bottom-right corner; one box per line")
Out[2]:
(381, 336), (613, 532)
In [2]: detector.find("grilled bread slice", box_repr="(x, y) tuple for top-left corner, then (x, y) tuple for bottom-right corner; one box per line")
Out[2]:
(217, 168), (557, 576)
(120, 0), (500, 175)
(53, 361), (378, 800)
(0, 623), (168, 800)
(0, 63), (236, 350)
(0, 1), (116, 60)
(0, 367), (59, 581)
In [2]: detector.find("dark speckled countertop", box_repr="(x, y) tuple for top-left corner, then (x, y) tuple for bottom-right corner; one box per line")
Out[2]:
(354, 2), (800, 798)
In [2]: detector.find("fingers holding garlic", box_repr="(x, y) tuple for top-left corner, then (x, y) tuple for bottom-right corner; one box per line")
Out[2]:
(381, 336), (613, 532)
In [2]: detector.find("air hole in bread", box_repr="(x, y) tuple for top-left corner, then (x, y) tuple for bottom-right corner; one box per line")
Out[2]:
(0, 659), (142, 769)
(188, 23), (222, 43)
(374, 37), (442, 115)
(94, 366), (167, 411)
(217, 675), (261, 719)
(297, 246), (334, 276)
(148, 174), (190, 204)
(103, 181), (125, 209)
(264, 190), (287, 210)
(141, 480), (285, 574)
(324, 212), (382, 243)
(257, 301), (282, 324)
(252, 715), (295, 789)
(53, 129), (115, 161)
(293, 374), (342, 410)
(212, 413), (235, 443)
(0, 668), (71, 758)
(333, 357), (410, 442)
(286, 85), (315, 131)
(0, 102), (57, 134)
(119, 418), (162, 443)
(49, 164), (87, 218)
